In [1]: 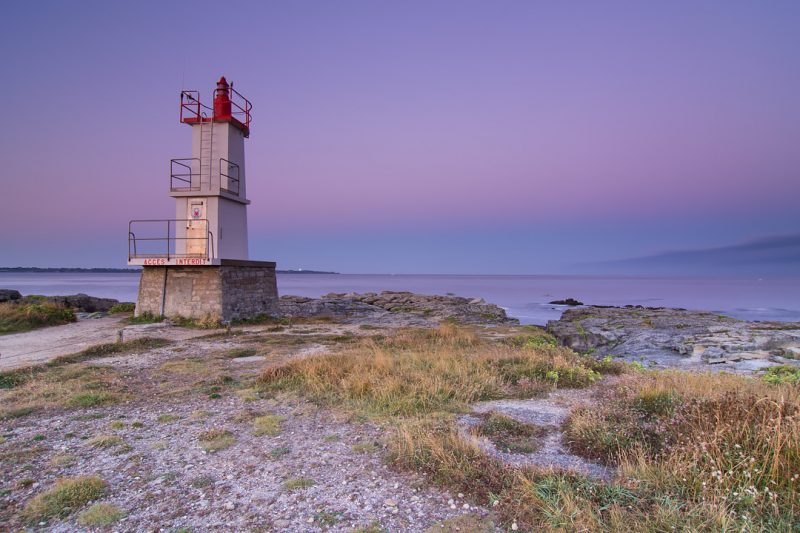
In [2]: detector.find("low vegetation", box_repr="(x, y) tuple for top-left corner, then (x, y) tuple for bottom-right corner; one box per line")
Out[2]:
(257, 325), (613, 417)
(473, 413), (549, 454)
(198, 429), (235, 452)
(252, 414), (286, 437)
(283, 477), (315, 491)
(77, 502), (126, 526)
(0, 363), (127, 419)
(257, 324), (800, 531)
(108, 302), (136, 314)
(21, 476), (107, 524)
(0, 301), (76, 335)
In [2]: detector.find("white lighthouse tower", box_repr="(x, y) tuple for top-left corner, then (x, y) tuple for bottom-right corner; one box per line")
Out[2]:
(128, 76), (278, 320)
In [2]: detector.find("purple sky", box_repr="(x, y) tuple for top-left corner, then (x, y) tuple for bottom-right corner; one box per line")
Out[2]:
(1, 1), (799, 274)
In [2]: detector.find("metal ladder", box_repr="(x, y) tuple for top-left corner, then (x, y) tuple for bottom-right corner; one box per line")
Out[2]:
(198, 118), (214, 189)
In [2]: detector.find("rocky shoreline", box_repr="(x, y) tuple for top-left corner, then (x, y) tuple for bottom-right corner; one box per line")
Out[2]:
(278, 291), (517, 326)
(546, 305), (800, 372)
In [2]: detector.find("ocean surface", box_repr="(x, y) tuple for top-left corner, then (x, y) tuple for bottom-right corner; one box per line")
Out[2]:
(2, 272), (799, 325)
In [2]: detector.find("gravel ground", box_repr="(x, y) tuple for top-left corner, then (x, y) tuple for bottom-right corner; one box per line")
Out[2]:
(1, 324), (496, 532)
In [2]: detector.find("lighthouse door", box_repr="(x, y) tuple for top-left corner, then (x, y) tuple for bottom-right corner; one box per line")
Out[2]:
(186, 199), (207, 257)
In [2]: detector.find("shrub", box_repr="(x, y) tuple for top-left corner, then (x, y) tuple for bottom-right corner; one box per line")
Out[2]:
(0, 302), (76, 334)
(21, 476), (107, 524)
(763, 365), (800, 385)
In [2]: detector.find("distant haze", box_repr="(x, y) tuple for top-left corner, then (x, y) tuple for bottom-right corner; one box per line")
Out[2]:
(1, 1), (798, 275)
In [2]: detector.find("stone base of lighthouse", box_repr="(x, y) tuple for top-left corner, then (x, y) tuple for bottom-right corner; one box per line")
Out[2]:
(135, 260), (279, 322)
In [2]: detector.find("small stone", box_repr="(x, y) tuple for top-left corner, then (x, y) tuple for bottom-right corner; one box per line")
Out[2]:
(384, 499), (397, 507)
(462, 503), (470, 509)
(224, 501), (235, 511)
(457, 493), (464, 498)
(450, 504), (456, 509)
(307, 517), (314, 523)
(512, 523), (518, 531)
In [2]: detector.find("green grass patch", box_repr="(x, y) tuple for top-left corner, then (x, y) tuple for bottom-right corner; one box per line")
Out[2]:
(77, 502), (125, 526)
(252, 414), (286, 437)
(108, 302), (136, 314)
(21, 476), (107, 524)
(283, 477), (315, 491)
(0, 301), (76, 335)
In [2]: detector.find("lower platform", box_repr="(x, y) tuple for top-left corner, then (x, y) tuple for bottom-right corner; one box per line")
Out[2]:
(135, 259), (279, 322)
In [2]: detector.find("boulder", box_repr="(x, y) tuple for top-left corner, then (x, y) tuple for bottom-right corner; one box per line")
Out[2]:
(0, 289), (22, 303)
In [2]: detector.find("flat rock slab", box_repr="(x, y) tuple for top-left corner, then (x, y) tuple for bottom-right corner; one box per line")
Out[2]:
(547, 306), (800, 372)
(461, 388), (613, 481)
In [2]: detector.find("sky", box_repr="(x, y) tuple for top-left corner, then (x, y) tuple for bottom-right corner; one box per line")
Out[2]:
(1, 1), (798, 275)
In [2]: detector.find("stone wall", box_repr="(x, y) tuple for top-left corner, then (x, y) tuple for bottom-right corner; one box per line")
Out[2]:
(135, 261), (278, 321)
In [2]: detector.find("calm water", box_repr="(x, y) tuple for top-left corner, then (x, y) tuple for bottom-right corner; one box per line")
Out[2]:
(2, 272), (799, 325)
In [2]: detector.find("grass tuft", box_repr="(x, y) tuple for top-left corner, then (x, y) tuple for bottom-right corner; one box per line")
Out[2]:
(252, 414), (286, 437)
(283, 477), (315, 491)
(21, 476), (107, 524)
(77, 502), (125, 526)
(473, 413), (549, 454)
(198, 429), (235, 452)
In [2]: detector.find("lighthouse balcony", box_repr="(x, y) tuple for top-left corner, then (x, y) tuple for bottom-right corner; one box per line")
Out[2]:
(127, 219), (217, 266)
(179, 88), (251, 137)
(170, 158), (242, 198)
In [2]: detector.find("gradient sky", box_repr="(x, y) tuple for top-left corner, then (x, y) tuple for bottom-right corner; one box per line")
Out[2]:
(1, 1), (799, 274)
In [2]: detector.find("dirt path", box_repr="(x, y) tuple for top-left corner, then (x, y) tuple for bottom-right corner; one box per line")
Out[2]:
(0, 317), (220, 371)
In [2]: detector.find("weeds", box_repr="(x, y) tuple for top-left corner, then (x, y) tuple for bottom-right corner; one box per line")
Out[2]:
(108, 303), (136, 314)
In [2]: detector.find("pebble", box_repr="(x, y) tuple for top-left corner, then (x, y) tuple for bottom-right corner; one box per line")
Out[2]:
(384, 499), (397, 507)
(224, 501), (235, 511)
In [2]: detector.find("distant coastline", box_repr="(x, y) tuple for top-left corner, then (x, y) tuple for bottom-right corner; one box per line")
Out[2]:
(0, 267), (339, 275)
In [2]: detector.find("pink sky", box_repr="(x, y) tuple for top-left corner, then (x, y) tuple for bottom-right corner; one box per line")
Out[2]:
(1, 1), (798, 273)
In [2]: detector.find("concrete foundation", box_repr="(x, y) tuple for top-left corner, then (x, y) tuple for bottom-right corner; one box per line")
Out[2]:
(135, 259), (278, 322)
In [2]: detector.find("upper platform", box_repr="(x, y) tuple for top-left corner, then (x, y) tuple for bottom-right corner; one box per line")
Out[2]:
(180, 77), (252, 138)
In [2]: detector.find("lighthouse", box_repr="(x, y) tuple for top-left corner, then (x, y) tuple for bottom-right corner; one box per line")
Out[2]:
(128, 76), (278, 321)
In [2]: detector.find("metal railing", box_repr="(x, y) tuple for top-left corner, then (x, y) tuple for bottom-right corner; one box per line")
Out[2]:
(219, 158), (240, 196)
(128, 219), (214, 261)
(180, 88), (252, 136)
(170, 158), (200, 191)
(179, 91), (212, 123)
(214, 85), (252, 131)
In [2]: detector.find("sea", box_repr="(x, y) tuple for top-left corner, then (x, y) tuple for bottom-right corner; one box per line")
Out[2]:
(2, 272), (800, 325)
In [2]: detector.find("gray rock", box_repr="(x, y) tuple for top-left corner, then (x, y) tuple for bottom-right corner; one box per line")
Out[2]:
(278, 291), (517, 326)
(0, 289), (22, 302)
(547, 306), (800, 371)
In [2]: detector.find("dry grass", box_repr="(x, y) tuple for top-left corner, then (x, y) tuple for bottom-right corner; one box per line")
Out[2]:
(259, 325), (798, 530)
(0, 364), (127, 419)
(21, 476), (107, 524)
(563, 371), (800, 529)
(257, 324), (610, 418)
